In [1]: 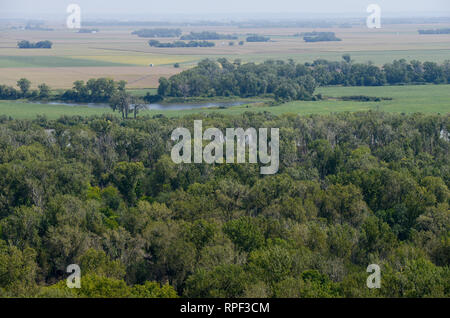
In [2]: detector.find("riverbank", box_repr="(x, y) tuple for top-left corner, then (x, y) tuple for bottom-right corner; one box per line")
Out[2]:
(11, 99), (264, 110)
(1, 84), (448, 120)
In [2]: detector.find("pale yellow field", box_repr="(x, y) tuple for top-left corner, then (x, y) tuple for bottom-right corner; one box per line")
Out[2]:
(0, 66), (181, 89)
(70, 55), (197, 66)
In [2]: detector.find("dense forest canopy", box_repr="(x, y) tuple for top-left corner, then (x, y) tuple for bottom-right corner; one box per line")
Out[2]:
(158, 59), (318, 100)
(0, 111), (448, 297)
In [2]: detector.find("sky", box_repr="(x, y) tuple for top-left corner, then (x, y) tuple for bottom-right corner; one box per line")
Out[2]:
(1, 0), (449, 19)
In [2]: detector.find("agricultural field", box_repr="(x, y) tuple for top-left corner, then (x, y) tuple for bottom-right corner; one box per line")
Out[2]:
(1, 84), (448, 120)
(1, 23), (450, 90)
(0, 65), (181, 89)
(0, 21), (449, 118)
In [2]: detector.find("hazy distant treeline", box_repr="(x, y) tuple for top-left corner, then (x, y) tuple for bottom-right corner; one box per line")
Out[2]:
(246, 35), (270, 42)
(302, 32), (342, 42)
(180, 31), (238, 40)
(132, 28), (182, 38)
(418, 28), (450, 35)
(78, 28), (99, 33)
(148, 40), (215, 48)
(17, 40), (52, 49)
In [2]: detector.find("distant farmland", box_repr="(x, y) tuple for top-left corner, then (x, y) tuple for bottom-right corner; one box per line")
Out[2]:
(1, 23), (450, 89)
(0, 66), (182, 89)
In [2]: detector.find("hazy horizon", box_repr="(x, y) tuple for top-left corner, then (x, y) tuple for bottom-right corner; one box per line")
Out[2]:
(1, 0), (449, 20)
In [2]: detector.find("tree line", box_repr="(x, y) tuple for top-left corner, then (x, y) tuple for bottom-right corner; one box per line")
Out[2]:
(246, 35), (270, 42)
(78, 28), (99, 33)
(418, 28), (450, 35)
(157, 58), (317, 101)
(180, 31), (238, 40)
(132, 29), (239, 41)
(0, 77), (150, 120)
(148, 40), (215, 48)
(17, 40), (53, 49)
(302, 32), (342, 42)
(131, 28), (275, 47)
(0, 78), (128, 104)
(157, 57), (450, 101)
(0, 111), (448, 297)
(0, 78), (50, 100)
(60, 78), (147, 119)
(24, 23), (53, 31)
(132, 28), (182, 38)
(2, 57), (449, 106)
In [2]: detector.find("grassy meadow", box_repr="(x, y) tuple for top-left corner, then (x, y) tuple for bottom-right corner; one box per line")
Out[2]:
(1, 84), (448, 120)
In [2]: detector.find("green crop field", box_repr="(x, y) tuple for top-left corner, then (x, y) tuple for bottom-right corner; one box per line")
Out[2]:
(194, 49), (450, 66)
(316, 84), (450, 114)
(0, 56), (132, 68)
(0, 101), (116, 119)
(1, 84), (448, 120)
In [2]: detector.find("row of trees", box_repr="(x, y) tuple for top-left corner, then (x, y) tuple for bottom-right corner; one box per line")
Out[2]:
(0, 111), (448, 297)
(0, 77), (147, 119)
(61, 78), (148, 118)
(0, 79), (50, 100)
(132, 28), (262, 43)
(0, 78), (127, 103)
(303, 32), (342, 42)
(180, 31), (238, 40)
(148, 40), (215, 48)
(60, 78), (127, 103)
(24, 23), (53, 31)
(132, 28), (182, 38)
(78, 28), (99, 33)
(17, 40), (53, 49)
(157, 57), (450, 100)
(2, 57), (449, 105)
(246, 35), (270, 42)
(418, 28), (450, 34)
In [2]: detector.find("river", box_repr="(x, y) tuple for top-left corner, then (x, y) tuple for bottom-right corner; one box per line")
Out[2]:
(32, 100), (255, 111)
